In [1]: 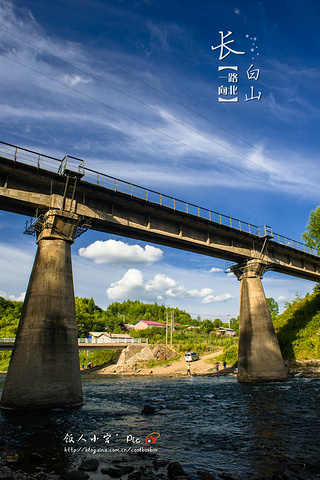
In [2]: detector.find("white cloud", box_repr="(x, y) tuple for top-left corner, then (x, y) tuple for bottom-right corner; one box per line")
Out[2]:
(63, 75), (91, 87)
(106, 269), (144, 300)
(210, 267), (224, 273)
(0, 291), (25, 302)
(166, 286), (213, 300)
(202, 293), (234, 304)
(78, 240), (163, 265)
(145, 273), (176, 291)
(106, 268), (215, 302)
(277, 295), (287, 303)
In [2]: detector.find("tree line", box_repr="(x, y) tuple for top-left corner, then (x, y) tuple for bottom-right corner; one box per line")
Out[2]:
(0, 296), (236, 338)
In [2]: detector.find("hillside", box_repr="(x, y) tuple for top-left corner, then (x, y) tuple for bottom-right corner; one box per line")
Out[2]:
(274, 285), (320, 360)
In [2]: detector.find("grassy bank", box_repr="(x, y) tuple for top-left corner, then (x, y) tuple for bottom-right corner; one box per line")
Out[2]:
(274, 287), (320, 360)
(79, 350), (116, 369)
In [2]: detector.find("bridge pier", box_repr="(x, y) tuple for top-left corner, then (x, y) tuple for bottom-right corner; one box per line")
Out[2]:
(0, 210), (83, 410)
(233, 259), (287, 383)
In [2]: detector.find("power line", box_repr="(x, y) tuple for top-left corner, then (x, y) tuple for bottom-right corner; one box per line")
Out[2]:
(0, 51), (316, 209)
(1, 0), (319, 191)
(2, 27), (319, 202)
(188, 313), (238, 320)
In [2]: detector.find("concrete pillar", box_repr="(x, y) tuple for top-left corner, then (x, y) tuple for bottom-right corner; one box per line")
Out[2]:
(115, 350), (122, 364)
(0, 210), (83, 410)
(233, 259), (287, 383)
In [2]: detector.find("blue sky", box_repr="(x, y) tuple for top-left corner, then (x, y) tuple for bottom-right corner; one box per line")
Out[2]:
(1, 0), (320, 320)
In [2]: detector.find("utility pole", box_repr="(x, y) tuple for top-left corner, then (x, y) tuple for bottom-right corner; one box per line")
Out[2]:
(165, 312), (168, 345)
(165, 311), (174, 345)
(171, 311), (174, 345)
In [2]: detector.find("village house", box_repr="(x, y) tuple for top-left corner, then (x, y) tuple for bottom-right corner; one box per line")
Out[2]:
(215, 327), (236, 337)
(86, 332), (134, 343)
(133, 320), (165, 330)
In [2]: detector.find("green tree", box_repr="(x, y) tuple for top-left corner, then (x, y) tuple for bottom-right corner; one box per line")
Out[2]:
(230, 317), (239, 334)
(213, 318), (221, 328)
(0, 297), (23, 336)
(284, 292), (302, 310)
(302, 206), (320, 253)
(266, 297), (279, 321)
(201, 319), (215, 333)
(75, 297), (107, 337)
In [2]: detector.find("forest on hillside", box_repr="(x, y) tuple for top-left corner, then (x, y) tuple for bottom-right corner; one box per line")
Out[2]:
(273, 285), (320, 360)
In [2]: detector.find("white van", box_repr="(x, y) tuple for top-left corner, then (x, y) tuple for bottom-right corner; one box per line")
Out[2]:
(185, 352), (200, 362)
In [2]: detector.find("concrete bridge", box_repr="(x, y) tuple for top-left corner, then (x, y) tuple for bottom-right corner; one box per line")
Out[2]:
(0, 337), (148, 365)
(1, 141), (320, 410)
(0, 337), (148, 351)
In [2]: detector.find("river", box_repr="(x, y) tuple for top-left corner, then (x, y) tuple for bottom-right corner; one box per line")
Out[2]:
(0, 374), (320, 479)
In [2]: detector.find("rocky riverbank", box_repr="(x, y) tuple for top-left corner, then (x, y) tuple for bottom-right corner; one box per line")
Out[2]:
(94, 346), (227, 377)
(2, 441), (320, 480)
(92, 347), (320, 378)
(285, 359), (320, 377)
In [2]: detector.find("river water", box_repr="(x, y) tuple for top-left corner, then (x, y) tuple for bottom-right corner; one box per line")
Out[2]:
(0, 374), (320, 478)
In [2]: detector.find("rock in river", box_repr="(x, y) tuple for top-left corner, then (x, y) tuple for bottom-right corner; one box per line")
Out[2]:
(78, 459), (99, 472)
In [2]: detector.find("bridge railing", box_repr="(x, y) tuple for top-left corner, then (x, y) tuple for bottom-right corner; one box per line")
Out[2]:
(0, 141), (317, 257)
(0, 142), (61, 172)
(272, 234), (312, 254)
(0, 337), (148, 345)
(83, 167), (318, 255)
(84, 167), (273, 234)
(78, 337), (148, 344)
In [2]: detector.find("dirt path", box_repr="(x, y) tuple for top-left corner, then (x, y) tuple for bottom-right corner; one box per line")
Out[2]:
(96, 349), (234, 377)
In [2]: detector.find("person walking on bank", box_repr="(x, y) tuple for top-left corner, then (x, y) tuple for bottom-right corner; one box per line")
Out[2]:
(187, 364), (191, 376)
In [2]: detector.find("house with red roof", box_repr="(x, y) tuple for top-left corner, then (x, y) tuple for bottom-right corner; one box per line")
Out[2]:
(133, 320), (165, 330)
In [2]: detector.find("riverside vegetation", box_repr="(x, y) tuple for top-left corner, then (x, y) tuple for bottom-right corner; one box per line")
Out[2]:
(1, 287), (320, 372)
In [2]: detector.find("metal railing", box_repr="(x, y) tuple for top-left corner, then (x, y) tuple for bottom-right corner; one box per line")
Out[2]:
(0, 141), (317, 256)
(0, 337), (15, 343)
(0, 337), (148, 345)
(78, 337), (148, 344)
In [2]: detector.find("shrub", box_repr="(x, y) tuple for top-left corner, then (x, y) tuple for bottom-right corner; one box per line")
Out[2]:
(79, 350), (116, 368)
(216, 343), (238, 366)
